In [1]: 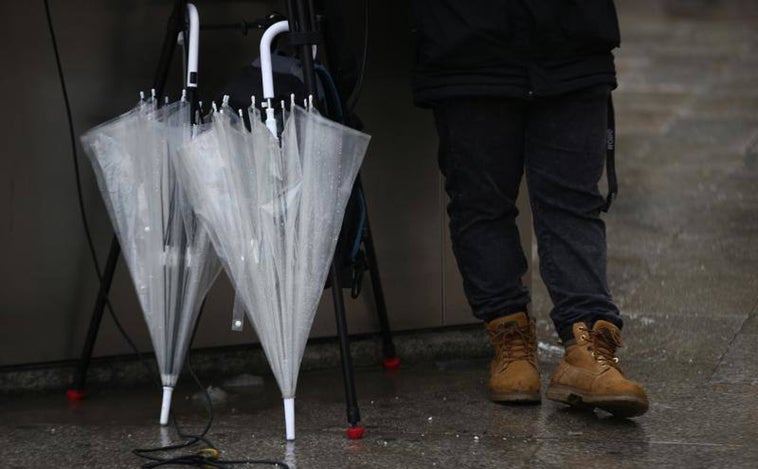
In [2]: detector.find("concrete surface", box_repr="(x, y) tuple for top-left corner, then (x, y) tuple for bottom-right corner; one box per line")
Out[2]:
(2, 0), (757, 467)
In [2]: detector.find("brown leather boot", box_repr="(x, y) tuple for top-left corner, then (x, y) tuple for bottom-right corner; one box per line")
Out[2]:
(486, 312), (541, 403)
(547, 320), (649, 417)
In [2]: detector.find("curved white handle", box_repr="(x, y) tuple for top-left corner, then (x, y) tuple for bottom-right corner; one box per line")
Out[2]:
(185, 3), (200, 88)
(259, 20), (290, 100)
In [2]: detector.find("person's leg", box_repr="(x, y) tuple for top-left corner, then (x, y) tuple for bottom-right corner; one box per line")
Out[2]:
(524, 85), (620, 343)
(433, 97), (529, 322)
(434, 97), (540, 403)
(525, 86), (648, 417)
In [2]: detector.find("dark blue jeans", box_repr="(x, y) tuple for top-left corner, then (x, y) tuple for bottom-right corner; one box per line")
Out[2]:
(433, 85), (621, 343)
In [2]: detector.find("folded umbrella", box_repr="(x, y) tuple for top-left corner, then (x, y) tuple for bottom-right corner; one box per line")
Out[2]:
(81, 94), (220, 425)
(175, 93), (369, 439)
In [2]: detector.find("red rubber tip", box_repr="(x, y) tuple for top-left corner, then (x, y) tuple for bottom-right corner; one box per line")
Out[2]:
(346, 425), (365, 439)
(382, 356), (401, 370)
(66, 389), (86, 401)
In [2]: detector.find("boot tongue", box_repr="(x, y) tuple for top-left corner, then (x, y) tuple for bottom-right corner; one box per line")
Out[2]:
(486, 312), (535, 363)
(593, 320), (622, 347)
(495, 312), (529, 329)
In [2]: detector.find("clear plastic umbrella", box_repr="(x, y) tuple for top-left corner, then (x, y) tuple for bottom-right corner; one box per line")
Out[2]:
(174, 95), (369, 440)
(81, 94), (220, 425)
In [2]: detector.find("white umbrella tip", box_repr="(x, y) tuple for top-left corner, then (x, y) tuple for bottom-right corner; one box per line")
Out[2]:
(284, 397), (295, 440)
(160, 386), (174, 426)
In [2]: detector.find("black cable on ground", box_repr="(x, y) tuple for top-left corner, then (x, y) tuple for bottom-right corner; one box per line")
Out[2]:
(132, 355), (216, 468)
(133, 355), (288, 469)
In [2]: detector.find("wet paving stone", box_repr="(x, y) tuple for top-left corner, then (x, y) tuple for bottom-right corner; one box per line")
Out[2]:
(711, 333), (758, 385)
(2, 358), (755, 468)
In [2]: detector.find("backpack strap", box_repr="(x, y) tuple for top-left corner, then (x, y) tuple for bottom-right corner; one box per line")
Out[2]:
(602, 93), (617, 212)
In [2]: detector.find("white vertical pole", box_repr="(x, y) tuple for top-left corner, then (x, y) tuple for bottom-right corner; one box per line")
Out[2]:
(160, 386), (174, 426)
(284, 397), (295, 440)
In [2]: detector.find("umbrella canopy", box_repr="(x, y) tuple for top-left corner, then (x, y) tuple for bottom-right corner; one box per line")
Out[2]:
(174, 100), (369, 440)
(81, 95), (220, 425)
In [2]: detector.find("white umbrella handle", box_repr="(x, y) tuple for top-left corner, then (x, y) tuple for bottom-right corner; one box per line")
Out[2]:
(180, 3), (200, 89)
(260, 20), (290, 100)
(259, 20), (319, 137)
(260, 20), (290, 137)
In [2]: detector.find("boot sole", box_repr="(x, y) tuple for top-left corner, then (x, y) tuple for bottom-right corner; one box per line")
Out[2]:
(546, 384), (648, 418)
(489, 390), (541, 404)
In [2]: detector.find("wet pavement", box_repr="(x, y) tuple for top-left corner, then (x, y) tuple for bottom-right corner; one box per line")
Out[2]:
(3, 1), (758, 467)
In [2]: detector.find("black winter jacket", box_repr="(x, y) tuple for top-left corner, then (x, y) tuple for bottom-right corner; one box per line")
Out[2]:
(410, 0), (621, 107)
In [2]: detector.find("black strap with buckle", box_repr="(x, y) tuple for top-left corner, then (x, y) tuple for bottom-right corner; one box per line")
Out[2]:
(602, 94), (617, 213)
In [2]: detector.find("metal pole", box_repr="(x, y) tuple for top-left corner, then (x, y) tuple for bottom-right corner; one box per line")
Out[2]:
(153, 0), (186, 101)
(287, 0), (318, 96)
(67, 238), (121, 398)
(330, 263), (361, 427)
(356, 176), (398, 366)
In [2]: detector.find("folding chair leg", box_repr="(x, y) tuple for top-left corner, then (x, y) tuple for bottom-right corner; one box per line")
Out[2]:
(67, 237), (121, 400)
(356, 176), (399, 369)
(330, 261), (364, 439)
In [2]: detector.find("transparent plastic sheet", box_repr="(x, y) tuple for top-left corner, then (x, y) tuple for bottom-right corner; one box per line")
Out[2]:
(231, 294), (246, 331)
(174, 103), (370, 438)
(81, 97), (221, 424)
(173, 119), (255, 331)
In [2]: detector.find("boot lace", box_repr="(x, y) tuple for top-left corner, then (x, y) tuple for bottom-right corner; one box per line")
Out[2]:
(489, 322), (537, 371)
(578, 325), (622, 370)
